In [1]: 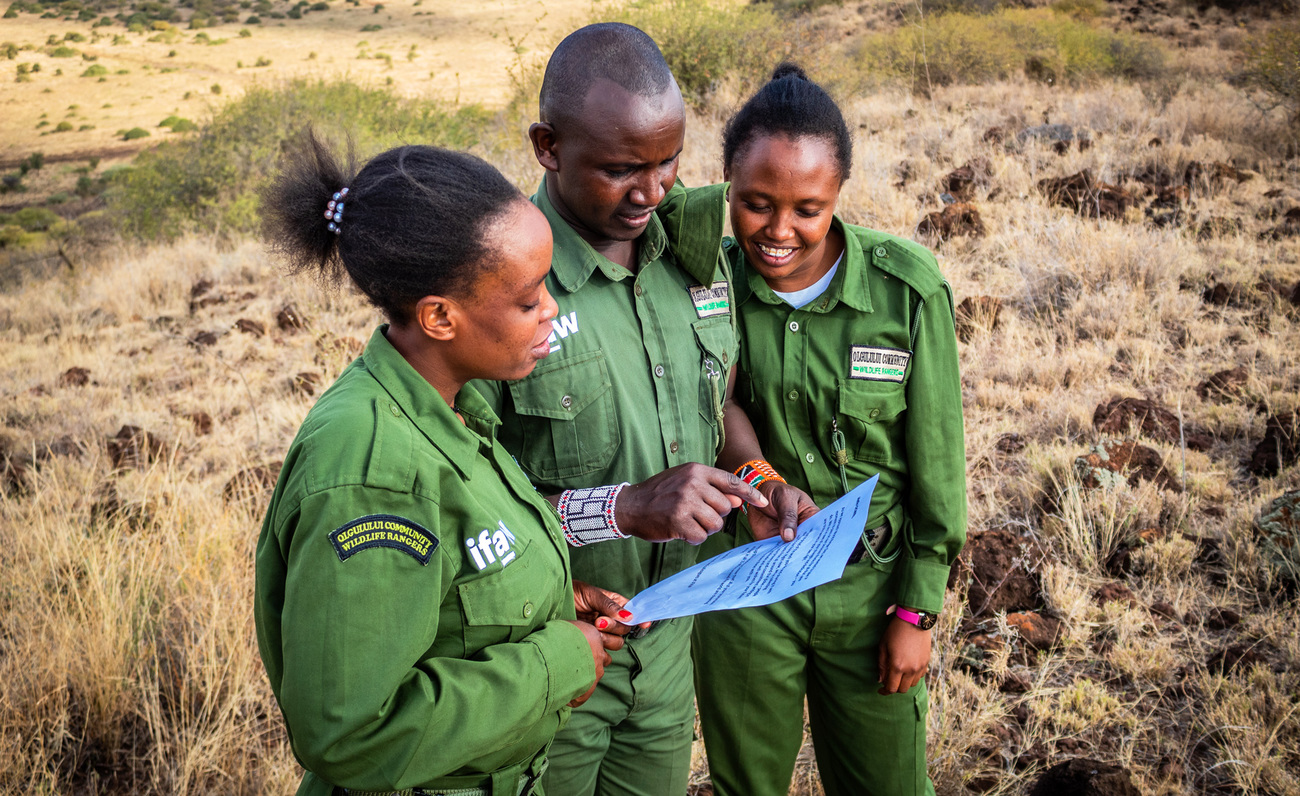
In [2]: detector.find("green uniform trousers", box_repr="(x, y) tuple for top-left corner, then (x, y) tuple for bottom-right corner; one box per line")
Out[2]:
(693, 555), (935, 796)
(543, 618), (696, 796)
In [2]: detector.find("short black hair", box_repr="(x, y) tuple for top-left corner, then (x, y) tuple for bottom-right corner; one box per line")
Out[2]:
(539, 23), (675, 128)
(722, 62), (852, 183)
(261, 130), (523, 324)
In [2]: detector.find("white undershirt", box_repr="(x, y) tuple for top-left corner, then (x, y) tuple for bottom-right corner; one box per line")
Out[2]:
(772, 253), (843, 309)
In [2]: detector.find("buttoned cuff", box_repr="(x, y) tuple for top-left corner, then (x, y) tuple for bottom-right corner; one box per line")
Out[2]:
(525, 620), (597, 714)
(894, 557), (952, 615)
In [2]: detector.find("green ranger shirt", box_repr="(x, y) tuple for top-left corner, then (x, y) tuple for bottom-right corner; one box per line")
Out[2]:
(728, 218), (967, 614)
(254, 326), (595, 796)
(474, 178), (738, 598)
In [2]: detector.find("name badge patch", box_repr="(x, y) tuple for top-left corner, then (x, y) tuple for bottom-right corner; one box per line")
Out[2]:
(689, 281), (730, 318)
(330, 514), (439, 565)
(849, 345), (911, 382)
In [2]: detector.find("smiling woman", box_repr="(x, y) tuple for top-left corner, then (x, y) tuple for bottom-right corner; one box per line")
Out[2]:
(254, 131), (635, 796)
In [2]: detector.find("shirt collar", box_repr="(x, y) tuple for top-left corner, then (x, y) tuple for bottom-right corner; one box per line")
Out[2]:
(361, 325), (497, 481)
(532, 175), (668, 294)
(734, 216), (873, 314)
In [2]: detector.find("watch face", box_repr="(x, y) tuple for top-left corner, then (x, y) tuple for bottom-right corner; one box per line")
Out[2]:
(916, 613), (938, 630)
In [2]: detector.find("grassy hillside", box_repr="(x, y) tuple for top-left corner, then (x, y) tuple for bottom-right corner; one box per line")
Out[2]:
(2, 1), (1299, 794)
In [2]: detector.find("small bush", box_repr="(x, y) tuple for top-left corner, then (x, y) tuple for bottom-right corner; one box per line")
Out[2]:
(239, 28), (251, 37)
(48, 46), (79, 57)
(109, 79), (491, 240)
(54, 121), (73, 132)
(81, 64), (108, 77)
(245, 15), (260, 23)
(122, 127), (150, 140)
(94, 15), (113, 26)
(21, 153), (44, 173)
(254, 56), (271, 66)
(12, 207), (61, 231)
(46, 191), (70, 203)
(1241, 21), (1300, 125)
(360, 23), (380, 31)
(64, 31), (86, 42)
(1, 42), (17, 59)
(595, 0), (789, 102)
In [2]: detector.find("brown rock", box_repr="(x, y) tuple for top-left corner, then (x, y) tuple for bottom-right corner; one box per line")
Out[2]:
(1092, 397), (1210, 451)
(917, 202), (985, 242)
(1184, 160), (1253, 189)
(1207, 642), (1271, 674)
(952, 529), (1047, 617)
(1148, 136), (1163, 147)
(191, 330), (220, 347)
(995, 432), (1026, 454)
(190, 278), (214, 300)
(1262, 207), (1300, 240)
(89, 483), (154, 531)
(235, 318), (265, 337)
(1074, 439), (1182, 492)
(223, 461), (283, 504)
(1195, 217), (1242, 240)
(1290, 280), (1300, 307)
(277, 304), (306, 332)
(1037, 170), (1134, 220)
(954, 296), (1002, 343)
(1094, 582), (1135, 607)
(1151, 600), (1178, 620)
(185, 411), (213, 436)
(939, 158), (991, 202)
(106, 425), (164, 470)
(1196, 366), (1248, 401)
(291, 371), (322, 397)
(1030, 759), (1140, 796)
(1206, 606), (1241, 630)
(1248, 412), (1300, 476)
(1005, 611), (1063, 651)
(57, 367), (90, 387)
(983, 126), (1005, 144)
(999, 670), (1032, 694)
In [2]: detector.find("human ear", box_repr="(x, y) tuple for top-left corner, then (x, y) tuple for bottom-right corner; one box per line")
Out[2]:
(415, 295), (457, 342)
(528, 122), (560, 173)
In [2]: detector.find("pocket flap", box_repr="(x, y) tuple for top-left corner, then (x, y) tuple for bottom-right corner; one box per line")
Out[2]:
(509, 351), (612, 421)
(692, 318), (735, 365)
(458, 540), (537, 627)
(838, 380), (907, 425)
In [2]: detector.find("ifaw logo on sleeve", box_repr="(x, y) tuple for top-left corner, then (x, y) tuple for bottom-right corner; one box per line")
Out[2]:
(849, 345), (911, 383)
(465, 520), (519, 570)
(689, 282), (731, 318)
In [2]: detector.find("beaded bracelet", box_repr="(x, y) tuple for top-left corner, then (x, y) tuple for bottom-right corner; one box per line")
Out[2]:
(735, 459), (786, 488)
(557, 482), (630, 547)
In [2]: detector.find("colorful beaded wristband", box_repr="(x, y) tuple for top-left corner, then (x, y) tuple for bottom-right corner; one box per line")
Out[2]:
(557, 482), (630, 547)
(735, 459), (786, 488)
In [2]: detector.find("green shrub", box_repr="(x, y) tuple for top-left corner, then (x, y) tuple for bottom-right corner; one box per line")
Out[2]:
(108, 79), (491, 240)
(245, 15), (260, 23)
(1, 42), (17, 59)
(54, 121), (73, 132)
(122, 126), (151, 140)
(12, 207), (60, 231)
(595, 0), (789, 102)
(859, 7), (1166, 90)
(81, 63), (108, 76)
(20, 152), (44, 173)
(1241, 21), (1300, 125)
(47, 191), (70, 203)
(64, 31), (85, 42)
(48, 45), (78, 57)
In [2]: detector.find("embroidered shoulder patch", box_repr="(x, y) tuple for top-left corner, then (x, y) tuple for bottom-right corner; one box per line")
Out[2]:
(329, 514), (439, 565)
(689, 281), (731, 318)
(849, 345), (911, 383)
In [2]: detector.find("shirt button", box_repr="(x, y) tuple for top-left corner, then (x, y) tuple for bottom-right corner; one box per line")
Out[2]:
(635, 284), (643, 297)
(722, 352), (729, 363)
(787, 390), (799, 401)
(869, 408), (881, 419)
(389, 404), (401, 417)
(654, 364), (665, 378)
(560, 395), (573, 409)
(874, 246), (888, 258)
(669, 441), (679, 454)
(805, 452), (815, 463)
(523, 601), (534, 619)
(788, 321), (799, 333)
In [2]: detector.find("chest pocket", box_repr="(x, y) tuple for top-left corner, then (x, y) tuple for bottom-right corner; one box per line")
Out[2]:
(508, 351), (619, 481)
(838, 379), (907, 464)
(457, 537), (548, 654)
(692, 319), (736, 457)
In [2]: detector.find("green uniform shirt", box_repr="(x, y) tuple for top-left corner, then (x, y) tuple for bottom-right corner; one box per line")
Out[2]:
(474, 178), (738, 597)
(255, 326), (595, 796)
(729, 218), (967, 614)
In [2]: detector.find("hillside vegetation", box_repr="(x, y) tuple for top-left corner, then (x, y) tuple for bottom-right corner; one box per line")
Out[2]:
(2, 1), (1300, 794)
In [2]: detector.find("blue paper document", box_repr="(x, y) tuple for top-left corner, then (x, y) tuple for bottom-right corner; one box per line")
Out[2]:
(620, 475), (879, 624)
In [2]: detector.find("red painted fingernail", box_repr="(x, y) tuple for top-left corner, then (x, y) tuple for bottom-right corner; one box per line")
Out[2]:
(617, 610), (632, 620)
(596, 618), (609, 630)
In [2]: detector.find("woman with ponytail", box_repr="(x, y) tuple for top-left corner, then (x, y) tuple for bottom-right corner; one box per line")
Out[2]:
(254, 133), (634, 796)
(693, 65), (967, 796)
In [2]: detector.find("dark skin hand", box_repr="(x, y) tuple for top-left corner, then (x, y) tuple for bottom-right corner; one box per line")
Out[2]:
(568, 581), (652, 707)
(877, 615), (932, 695)
(566, 620), (611, 708)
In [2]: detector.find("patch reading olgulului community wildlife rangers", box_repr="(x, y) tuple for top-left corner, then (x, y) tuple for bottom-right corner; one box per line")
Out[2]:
(689, 281), (731, 318)
(849, 345), (911, 383)
(329, 514), (439, 565)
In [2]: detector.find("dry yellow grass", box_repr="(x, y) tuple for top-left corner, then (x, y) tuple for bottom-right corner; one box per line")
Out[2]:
(3, 3), (1300, 795)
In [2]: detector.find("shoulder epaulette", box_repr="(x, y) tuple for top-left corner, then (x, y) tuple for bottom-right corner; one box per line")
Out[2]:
(853, 227), (946, 300)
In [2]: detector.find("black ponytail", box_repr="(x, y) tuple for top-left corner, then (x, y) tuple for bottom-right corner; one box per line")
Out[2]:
(722, 62), (852, 183)
(262, 129), (524, 324)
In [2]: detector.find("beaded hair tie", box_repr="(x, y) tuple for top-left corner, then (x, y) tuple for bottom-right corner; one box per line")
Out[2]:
(324, 186), (349, 234)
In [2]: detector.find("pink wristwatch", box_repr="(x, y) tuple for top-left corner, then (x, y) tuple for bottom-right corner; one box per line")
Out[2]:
(887, 604), (937, 630)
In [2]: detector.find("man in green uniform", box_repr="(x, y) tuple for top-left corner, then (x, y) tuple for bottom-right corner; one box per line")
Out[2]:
(694, 224), (967, 795)
(474, 23), (813, 796)
(256, 327), (600, 796)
